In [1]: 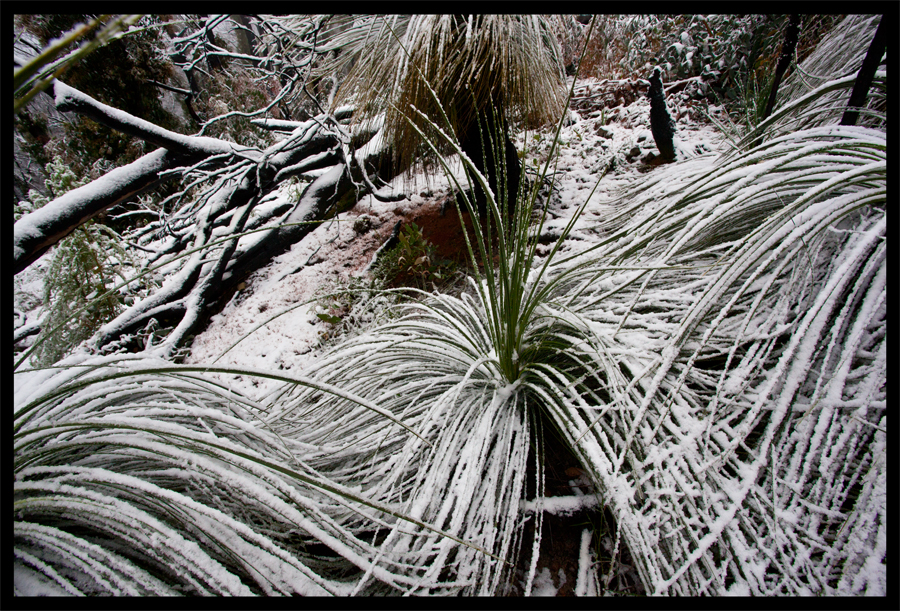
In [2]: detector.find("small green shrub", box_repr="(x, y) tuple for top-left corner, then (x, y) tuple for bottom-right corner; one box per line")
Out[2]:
(311, 222), (458, 345)
(31, 220), (132, 367)
(312, 275), (400, 346)
(19, 157), (135, 367)
(371, 222), (457, 291)
(15, 156), (88, 221)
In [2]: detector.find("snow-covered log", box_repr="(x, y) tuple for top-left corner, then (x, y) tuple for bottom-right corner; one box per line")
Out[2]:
(53, 81), (240, 158)
(13, 148), (189, 274)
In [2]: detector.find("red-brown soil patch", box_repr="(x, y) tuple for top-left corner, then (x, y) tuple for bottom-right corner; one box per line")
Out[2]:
(394, 197), (503, 269)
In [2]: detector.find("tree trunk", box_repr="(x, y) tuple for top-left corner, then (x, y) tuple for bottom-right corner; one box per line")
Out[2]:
(458, 108), (522, 218)
(761, 15), (801, 122)
(753, 15), (802, 148)
(840, 16), (886, 127)
(648, 68), (676, 161)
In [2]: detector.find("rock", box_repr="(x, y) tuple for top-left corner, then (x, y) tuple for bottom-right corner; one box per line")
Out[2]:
(595, 126), (613, 139)
(353, 214), (373, 234)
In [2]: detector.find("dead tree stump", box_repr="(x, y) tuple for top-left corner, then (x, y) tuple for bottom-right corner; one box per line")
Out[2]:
(648, 67), (676, 161)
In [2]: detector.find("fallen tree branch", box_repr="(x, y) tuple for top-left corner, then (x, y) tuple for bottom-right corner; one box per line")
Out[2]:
(17, 77), (401, 361)
(53, 80), (240, 158)
(14, 147), (191, 274)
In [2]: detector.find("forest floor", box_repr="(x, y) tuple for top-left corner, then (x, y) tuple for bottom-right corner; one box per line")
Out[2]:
(182, 75), (729, 595)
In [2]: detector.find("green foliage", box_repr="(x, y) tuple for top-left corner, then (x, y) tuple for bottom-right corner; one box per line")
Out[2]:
(42, 155), (87, 199)
(581, 16), (778, 90)
(21, 157), (134, 367)
(15, 155), (86, 221)
(16, 154), (88, 218)
(312, 223), (456, 345)
(371, 222), (457, 291)
(579, 15), (842, 125)
(313, 276), (371, 340)
(315, 312), (342, 326)
(32, 223), (131, 367)
(312, 275), (401, 347)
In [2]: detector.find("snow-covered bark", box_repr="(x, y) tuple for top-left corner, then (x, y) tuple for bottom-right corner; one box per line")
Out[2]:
(14, 148), (176, 274)
(53, 81), (239, 157)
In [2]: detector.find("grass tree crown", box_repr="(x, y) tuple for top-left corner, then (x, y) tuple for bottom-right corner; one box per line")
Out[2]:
(319, 15), (569, 176)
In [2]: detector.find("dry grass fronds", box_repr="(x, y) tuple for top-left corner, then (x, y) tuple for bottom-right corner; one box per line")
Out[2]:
(317, 15), (568, 178)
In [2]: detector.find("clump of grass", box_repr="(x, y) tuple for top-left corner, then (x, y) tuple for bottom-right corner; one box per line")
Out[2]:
(320, 15), (568, 179)
(310, 223), (459, 347)
(273, 20), (633, 593)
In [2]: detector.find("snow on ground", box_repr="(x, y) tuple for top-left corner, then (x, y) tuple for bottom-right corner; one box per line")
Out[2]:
(185, 77), (728, 400)
(532, 566), (567, 596)
(184, 160), (467, 397)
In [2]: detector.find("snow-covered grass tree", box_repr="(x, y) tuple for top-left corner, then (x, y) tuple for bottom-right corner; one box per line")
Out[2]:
(256, 17), (885, 593)
(319, 15), (569, 213)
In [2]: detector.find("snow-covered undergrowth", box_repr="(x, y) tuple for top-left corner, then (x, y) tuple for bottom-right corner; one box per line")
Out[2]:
(14, 17), (885, 596)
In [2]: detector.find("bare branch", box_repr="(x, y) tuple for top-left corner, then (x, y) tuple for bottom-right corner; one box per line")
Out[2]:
(53, 80), (244, 157)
